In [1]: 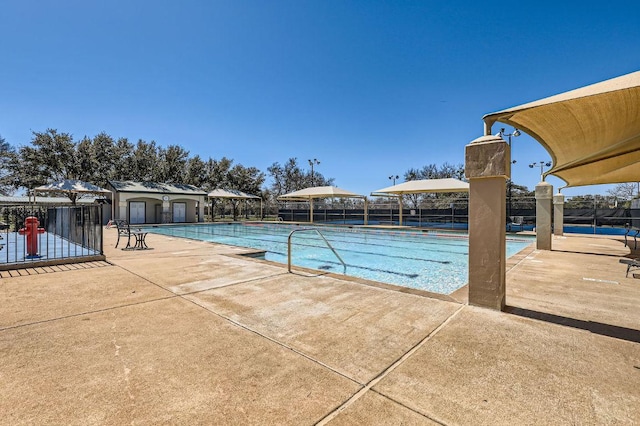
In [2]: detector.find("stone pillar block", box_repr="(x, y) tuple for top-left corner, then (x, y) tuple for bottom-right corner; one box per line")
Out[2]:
(198, 200), (205, 222)
(465, 134), (509, 311)
(118, 201), (127, 221)
(553, 192), (565, 236)
(535, 181), (553, 250)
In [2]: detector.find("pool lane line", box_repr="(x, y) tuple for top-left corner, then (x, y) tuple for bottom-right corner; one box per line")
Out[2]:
(282, 256), (420, 279)
(147, 224), (474, 249)
(148, 225), (463, 247)
(149, 228), (468, 258)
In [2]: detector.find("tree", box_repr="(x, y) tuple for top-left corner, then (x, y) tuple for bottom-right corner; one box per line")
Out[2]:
(130, 140), (158, 181)
(607, 182), (639, 201)
(205, 157), (233, 190)
(402, 162), (466, 209)
(267, 157), (333, 197)
(205, 157), (233, 219)
(0, 135), (17, 195)
(185, 155), (207, 187)
(90, 132), (117, 186)
(227, 164), (265, 220)
(157, 144), (189, 183)
(75, 137), (95, 181)
(14, 129), (79, 190)
(111, 137), (135, 180)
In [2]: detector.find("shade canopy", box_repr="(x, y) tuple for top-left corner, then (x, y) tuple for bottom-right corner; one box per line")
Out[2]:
(208, 188), (261, 200)
(278, 186), (365, 200)
(278, 186), (366, 224)
(483, 70), (640, 188)
(371, 178), (469, 196)
(34, 179), (111, 195)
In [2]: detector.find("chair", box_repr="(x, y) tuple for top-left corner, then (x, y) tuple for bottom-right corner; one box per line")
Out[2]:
(114, 220), (149, 250)
(114, 220), (133, 248)
(509, 216), (525, 232)
(619, 258), (640, 278)
(623, 223), (639, 250)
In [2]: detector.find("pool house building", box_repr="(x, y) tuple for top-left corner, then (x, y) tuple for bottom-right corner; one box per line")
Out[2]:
(107, 181), (207, 224)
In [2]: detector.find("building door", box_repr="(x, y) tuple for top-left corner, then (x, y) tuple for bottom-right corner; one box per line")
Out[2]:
(173, 202), (186, 223)
(129, 201), (146, 224)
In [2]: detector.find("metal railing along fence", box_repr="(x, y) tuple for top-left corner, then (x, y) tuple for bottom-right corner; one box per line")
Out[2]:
(0, 204), (104, 269)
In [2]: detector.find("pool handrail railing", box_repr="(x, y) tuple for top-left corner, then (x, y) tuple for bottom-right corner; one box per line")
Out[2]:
(287, 228), (346, 274)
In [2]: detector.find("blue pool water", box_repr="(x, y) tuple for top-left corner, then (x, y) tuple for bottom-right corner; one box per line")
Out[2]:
(145, 223), (533, 295)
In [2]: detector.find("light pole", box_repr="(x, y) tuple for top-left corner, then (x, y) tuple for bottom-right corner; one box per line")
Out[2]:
(498, 128), (521, 220)
(389, 175), (399, 185)
(529, 161), (552, 181)
(308, 158), (320, 186)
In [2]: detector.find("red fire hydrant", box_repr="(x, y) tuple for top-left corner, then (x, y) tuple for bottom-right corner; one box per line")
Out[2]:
(18, 216), (46, 257)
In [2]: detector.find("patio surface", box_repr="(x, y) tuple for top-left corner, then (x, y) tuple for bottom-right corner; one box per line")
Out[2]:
(1, 226), (639, 425)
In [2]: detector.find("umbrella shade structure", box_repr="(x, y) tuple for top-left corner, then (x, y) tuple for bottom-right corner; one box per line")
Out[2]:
(371, 178), (469, 196)
(207, 189), (262, 220)
(370, 178), (469, 226)
(208, 188), (261, 200)
(483, 70), (640, 188)
(278, 186), (364, 200)
(277, 186), (367, 223)
(34, 179), (111, 205)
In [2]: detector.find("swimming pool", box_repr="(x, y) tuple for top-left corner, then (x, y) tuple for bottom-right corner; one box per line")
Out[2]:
(144, 223), (533, 295)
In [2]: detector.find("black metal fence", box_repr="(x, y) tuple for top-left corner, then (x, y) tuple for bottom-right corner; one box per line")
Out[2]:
(0, 204), (104, 269)
(278, 197), (640, 234)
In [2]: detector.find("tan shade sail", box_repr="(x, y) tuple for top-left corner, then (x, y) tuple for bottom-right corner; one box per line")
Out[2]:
(34, 179), (111, 195)
(277, 186), (365, 200)
(208, 188), (261, 199)
(277, 186), (366, 224)
(483, 70), (640, 188)
(371, 178), (469, 196)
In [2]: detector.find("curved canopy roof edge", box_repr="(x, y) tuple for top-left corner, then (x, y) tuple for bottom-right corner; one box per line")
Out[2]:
(483, 70), (640, 188)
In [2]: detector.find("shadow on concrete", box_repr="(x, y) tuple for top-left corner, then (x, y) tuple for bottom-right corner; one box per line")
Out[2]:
(505, 306), (640, 344)
(550, 248), (629, 258)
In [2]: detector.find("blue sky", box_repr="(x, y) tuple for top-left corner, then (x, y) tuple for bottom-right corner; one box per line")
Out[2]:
(1, 0), (639, 196)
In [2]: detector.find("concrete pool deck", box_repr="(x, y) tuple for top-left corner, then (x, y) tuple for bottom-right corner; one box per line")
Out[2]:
(1, 228), (639, 424)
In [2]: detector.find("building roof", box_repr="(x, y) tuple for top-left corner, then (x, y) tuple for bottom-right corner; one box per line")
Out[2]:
(483, 70), (640, 188)
(34, 179), (110, 195)
(108, 181), (207, 196)
(0, 196), (99, 205)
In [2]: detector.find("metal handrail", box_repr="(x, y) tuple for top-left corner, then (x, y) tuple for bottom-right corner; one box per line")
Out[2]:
(287, 228), (346, 274)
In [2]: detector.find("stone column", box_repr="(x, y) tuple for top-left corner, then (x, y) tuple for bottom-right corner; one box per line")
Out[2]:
(198, 199), (205, 222)
(363, 197), (369, 225)
(535, 181), (553, 250)
(465, 134), (509, 311)
(118, 200), (127, 221)
(553, 191), (564, 236)
(162, 197), (170, 224)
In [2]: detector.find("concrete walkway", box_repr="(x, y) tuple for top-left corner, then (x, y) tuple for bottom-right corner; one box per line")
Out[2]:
(1, 227), (639, 425)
